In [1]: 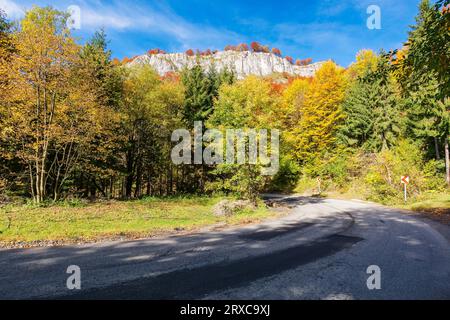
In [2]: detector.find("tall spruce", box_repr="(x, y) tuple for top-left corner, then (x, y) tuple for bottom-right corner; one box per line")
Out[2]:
(400, 0), (450, 184)
(340, 55), (405, 152)
(75, 30), (124, 199)
(181, 65), (234, 126)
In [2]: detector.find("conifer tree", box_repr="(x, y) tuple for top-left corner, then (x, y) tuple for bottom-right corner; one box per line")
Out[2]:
(340, 56), (405, 152)
(181, 65), (234, 126)
(400, 0), (450, 184)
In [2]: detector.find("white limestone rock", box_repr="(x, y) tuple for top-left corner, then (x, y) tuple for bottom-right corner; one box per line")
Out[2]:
(128, 50), (326, 79)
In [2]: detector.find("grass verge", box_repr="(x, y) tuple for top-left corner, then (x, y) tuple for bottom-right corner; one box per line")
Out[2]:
(396, 193), (450, 225)
(322, 190), (450, 225)
(0, 196), (274, 247)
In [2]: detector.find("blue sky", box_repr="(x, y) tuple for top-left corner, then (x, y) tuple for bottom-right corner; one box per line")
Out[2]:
(1, 0), (422, 66)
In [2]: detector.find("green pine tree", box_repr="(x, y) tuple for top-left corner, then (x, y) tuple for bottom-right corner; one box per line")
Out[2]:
(398, 0), (450, 184)
(182, 65), (235, 126)
(340, 56), (405, 151)
(80, 29), (123, 109)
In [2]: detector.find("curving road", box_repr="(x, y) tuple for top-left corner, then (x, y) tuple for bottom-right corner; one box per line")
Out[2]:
(1, 196), (450, 299)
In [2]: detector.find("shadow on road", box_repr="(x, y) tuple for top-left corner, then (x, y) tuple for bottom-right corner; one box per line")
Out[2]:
(58, 234), (362, 300)
(1, 196), (449, 299)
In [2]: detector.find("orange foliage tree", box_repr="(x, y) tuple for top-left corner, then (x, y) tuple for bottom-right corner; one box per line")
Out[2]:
(224, 45), (236, 51)
(302, 58), (313, 65)
(148, 48), (165, 55)
(250, 41), (261, 52)
(201, 49), (212, 56)
(237, 43), (249, 51)
(161, 71), (180, 82)
(272, 48), (282, 56)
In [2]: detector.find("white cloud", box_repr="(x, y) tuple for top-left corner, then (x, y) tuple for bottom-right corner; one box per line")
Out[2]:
(0, 0), (24, 20)
(82, 7), (133, 30)
(77, 1), (243, 50)
(0, 0), (243, 51)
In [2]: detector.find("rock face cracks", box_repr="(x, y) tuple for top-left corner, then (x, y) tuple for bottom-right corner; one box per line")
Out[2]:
(128, 50), (326, 79)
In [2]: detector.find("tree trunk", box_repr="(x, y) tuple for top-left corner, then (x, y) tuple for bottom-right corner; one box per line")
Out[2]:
(109, 177), (113, 199)
(146, 169), (152, 196)
(434, 137), (440, 160)
(381, 132), (388, 151)
(445, 137), (450, 187)
(35, 158), (43, 203)
(134, 159), (142, 198)
(168, 165), (173, 195)
(125, 147), (134, 199)
(146, 176), (151, 196)
(28, 163), (35, 201)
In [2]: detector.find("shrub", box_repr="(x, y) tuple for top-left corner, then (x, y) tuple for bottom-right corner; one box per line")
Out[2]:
(423, 159), (447, 191)
(268, 155), (301, 192)
(363, 140), (426, 203)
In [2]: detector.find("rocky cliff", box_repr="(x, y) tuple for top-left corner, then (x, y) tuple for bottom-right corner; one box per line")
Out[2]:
(128, 51), (325, 78)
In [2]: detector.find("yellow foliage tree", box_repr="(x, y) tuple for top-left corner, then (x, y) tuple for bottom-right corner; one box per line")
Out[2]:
(1, 7), (101, 202)
(294, 61), (347, 163)
(279, 78), (311, 149)
(346, 49), (379, 80)
(209, 76), (278, 129)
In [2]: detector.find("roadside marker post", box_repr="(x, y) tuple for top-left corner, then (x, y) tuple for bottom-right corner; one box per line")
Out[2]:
(403, 184), (407, 202)
(317, 177), (321, 194)
(401, 176), (410, 202)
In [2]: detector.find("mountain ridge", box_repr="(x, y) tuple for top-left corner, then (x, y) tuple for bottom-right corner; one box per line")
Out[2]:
(128, 50), (326, 79)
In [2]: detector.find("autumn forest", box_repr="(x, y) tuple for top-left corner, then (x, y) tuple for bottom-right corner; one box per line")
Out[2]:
(0, 0), (449, 207)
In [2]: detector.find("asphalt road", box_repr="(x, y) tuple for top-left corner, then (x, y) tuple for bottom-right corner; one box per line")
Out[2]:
(1, 196), (450, 300)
